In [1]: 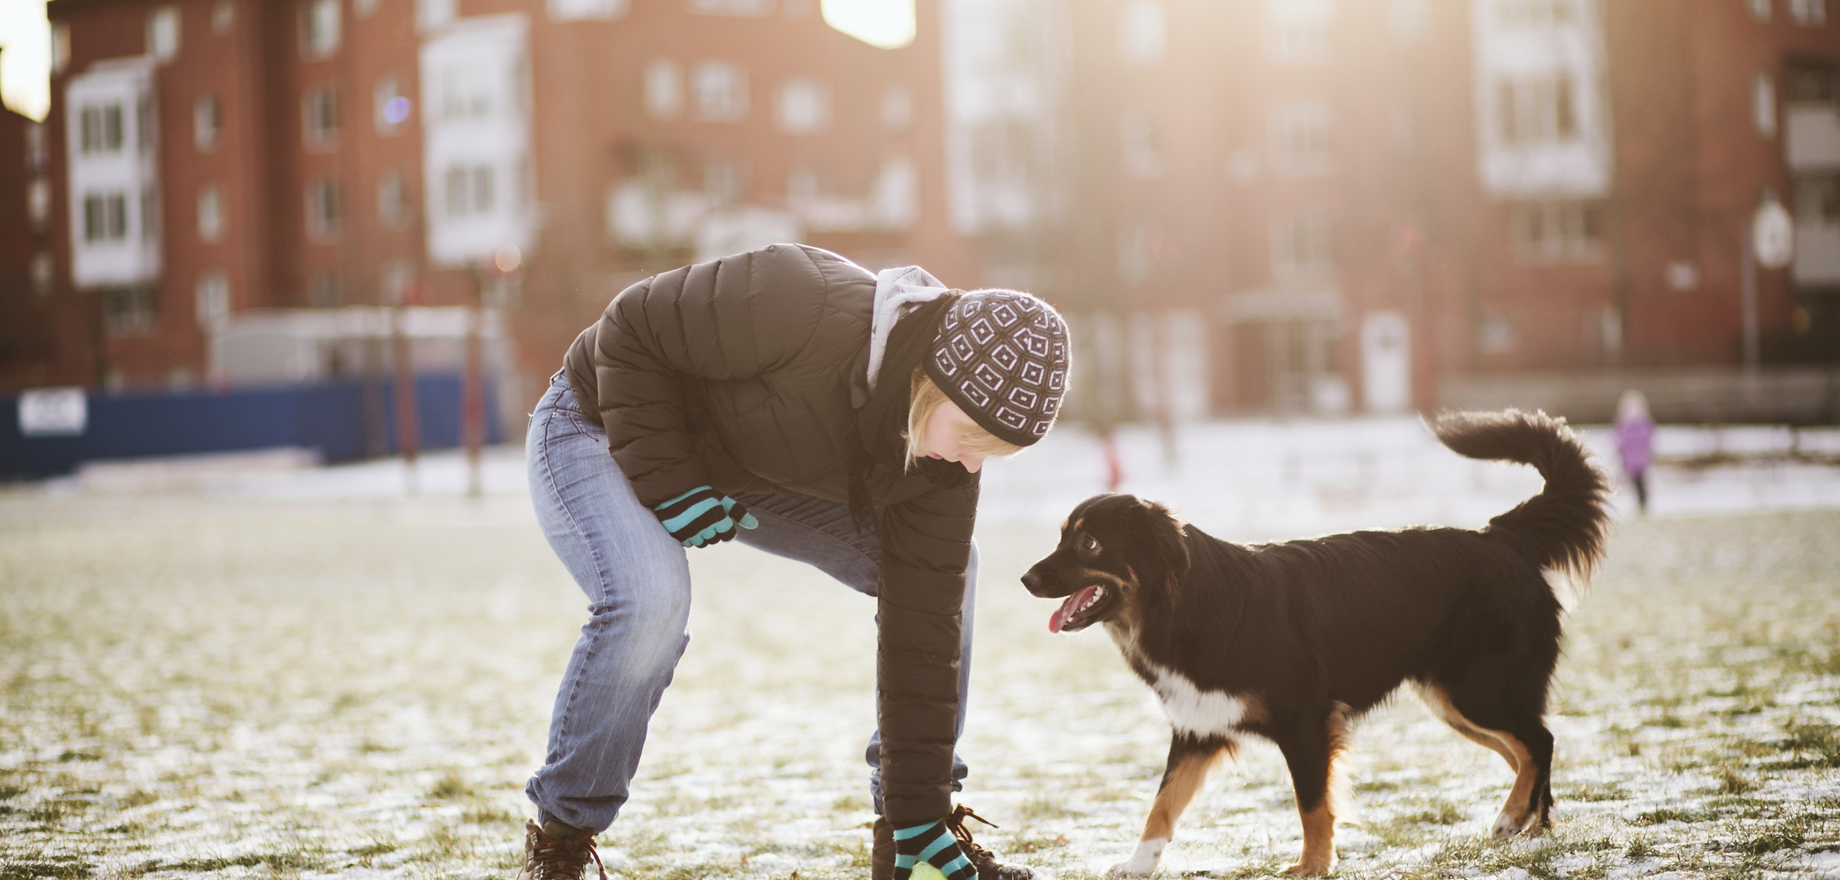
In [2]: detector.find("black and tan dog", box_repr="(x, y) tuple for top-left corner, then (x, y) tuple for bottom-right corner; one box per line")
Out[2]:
(1021, 410), (1609, 876)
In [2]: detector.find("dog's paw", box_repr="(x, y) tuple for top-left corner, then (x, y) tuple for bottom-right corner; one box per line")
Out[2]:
(1283, 857), (1336, 877)
(1106, 838), (1166, 877)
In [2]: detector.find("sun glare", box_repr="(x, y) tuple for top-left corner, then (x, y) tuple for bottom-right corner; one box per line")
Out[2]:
(821, 0), (916, 50)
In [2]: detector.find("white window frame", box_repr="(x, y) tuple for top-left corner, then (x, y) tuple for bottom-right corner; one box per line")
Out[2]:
(692, 61), (748, 122)
(148, 6), (181, 62)
(1788, 0), (1827, 25)
(80, 103), (126, 154)
(1118, 0), (1167, 67)
(548, 0), (628, 20)
(83, 191), (130, 242)
(1756, 71), (1778, 137)
(443, 163), (496, 218)
(1510, 200), (1605, 263)
(302, 0), (342, 58)
(304, 86), (339, 146)
(197, 185), (224, 242)
(1496, 73), (1578, 146)
(1271, 102), (1333, 175)
(194, 93), (221, 151)
(644, 59), (683, 119)
(1270, 213), (1335, 282)
(775, 77), (829, 134)
(196, 270), (231, 325)
(306, 178), (341, 238)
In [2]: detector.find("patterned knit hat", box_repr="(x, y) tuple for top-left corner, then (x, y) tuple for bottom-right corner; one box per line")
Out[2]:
(924, 290), (1071, 447)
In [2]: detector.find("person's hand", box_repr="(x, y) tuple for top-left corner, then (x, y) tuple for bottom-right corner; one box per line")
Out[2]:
(892, 819), (976, 880)
(653, 486), (758, 548)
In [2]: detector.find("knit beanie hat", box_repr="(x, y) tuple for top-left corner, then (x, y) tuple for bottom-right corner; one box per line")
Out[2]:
(924, 290), (1071, 447)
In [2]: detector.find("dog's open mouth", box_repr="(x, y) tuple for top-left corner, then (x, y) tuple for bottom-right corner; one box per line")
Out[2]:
(1049, 585), (1107, 633)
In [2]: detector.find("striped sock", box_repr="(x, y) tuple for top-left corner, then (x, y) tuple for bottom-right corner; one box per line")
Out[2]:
(893, 820), (976, 880)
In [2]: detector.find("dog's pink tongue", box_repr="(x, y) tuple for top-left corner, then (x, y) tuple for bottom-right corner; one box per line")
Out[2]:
(1049, 585), (1100, 634)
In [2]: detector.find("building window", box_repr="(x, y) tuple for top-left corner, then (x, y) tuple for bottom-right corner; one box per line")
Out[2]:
(1267, 0), (1331, 65)
(381, 261), (416, 306)
(693, 61), (747, 122)
(378, 169), (411, 228)
(213, 0), (234, 33)
(1755, 71), (1778, 137)
(644, 59), (683, 119)
(440, 67), (493, 120)
(1495, 0), (1573, 26)
(687, 0), (773, 14)
(309, 271), (340, 307)
(304, 87), (338, 146)
(26, 122), (47, 171)
(141, 186), (160, 241)
(104, 288), (158, 336)
(1786, 60), (1837, 105)
(1511, 200), (1604, 263)
(195, 94), (221, 151)
(83, 192), (129, 242)
(1121, 111), (1166, 178)
(302, 0), (341, 57)
(306, 179), (342, 238)
(445, 164), (495, 217)
(80, 104), (125, 154)
(375, 77), (411, 133)
(355, 0), (379, 17)
(32, 253), (53, 296)
(882, 84), (912, 132)
(1118, 0), (1166, 66)
(28, 180), (50, 232)
(1271, 214), (1334, 281)
(1272, 102), (1333, 174)
(417, 0), (456, 29)
(1750, 0), (1773, 21)
(1788, 0), (1827, 24)
(51, 23), (70, 74)
(198, 185), (224, 242)
(776, 77), (829, 133)
(196, 271), (230, 324)
(1497, 73), (1577, 145)
(137, 96), (154, 153)
(1795, 174), (1840, 227)
(704, 158), (743, 205)
(148, 6), (181, 61)
(549, 0), (628, 20)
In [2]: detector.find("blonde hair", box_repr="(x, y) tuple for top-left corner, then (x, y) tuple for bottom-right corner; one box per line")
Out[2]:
(904, 367), (1025, 470)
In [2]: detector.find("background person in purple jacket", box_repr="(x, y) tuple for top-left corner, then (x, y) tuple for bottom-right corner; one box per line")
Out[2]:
(1614, 390), (1656, 515)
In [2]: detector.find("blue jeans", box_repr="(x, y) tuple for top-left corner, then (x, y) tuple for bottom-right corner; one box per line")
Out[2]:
(525, 372), (974, 833)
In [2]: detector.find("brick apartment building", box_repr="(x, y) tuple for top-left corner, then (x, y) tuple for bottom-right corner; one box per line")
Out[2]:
(1030, 0), (1839, 418)
(17, 0), (974, 409)
(6, 0), (1838, 431)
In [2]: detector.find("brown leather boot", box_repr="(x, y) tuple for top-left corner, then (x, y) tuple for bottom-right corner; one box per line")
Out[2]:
(946, 805), (1032, 880)
(873, 816), (896, 880)
(515, 818), (608, 880)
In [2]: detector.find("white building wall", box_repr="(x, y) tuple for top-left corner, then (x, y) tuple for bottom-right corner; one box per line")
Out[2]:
(420, 15), (535, 268)
(1469, 0), (1613, 198)
(64, 57), (162, 290)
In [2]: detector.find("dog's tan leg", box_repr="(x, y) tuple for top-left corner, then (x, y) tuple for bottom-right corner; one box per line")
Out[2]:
(1109, 741), (1230, 877)
(1285, 704), (1350, 876)
(1418, 685), (1543, 839)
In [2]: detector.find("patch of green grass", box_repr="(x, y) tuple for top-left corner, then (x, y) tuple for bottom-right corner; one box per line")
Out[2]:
(54, 751), (100, 763)
(0, 856), (93, 880)
(1715, 768), (1759, 794)
(0, 785), (27, 801)
(1771, 720), (1840, 769)
(1730, 813), (1813, 856)
(1564, 783), (1632, 802)
(121, 789), (157, 808)
(1016, 794), (1083, 822)
(1624, 836), (1656, 858)
(149, 852), (326, 873)
(426, 769), (478, 801)
(461, 805), (519, 824)
(1630, 806), (1715, 826)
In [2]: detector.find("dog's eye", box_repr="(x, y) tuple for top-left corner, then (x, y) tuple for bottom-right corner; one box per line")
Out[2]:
(1082, 535), (1100, 553)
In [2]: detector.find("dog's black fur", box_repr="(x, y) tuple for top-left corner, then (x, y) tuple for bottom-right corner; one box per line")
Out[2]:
(1021, 410), (1610, 876)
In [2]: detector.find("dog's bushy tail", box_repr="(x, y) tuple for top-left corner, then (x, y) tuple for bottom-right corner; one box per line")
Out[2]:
(1432, 409), (1610, 582)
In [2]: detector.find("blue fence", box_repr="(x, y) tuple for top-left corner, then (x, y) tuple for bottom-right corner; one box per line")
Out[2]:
(0, 374), (504, 479)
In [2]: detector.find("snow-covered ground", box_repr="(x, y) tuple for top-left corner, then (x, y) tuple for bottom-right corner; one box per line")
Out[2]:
(3, 418), (1837, 880)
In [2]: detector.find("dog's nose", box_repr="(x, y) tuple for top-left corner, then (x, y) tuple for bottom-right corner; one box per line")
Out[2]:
(1020, 568), (1041, 592)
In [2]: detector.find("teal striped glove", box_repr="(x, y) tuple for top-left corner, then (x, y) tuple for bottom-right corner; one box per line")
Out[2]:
(893, 819), (976, 880)
(652, 486), (758, 548)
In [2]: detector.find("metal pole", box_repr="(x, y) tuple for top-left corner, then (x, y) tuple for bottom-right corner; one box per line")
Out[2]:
(1741, 220), (1759, 373)
(463, 271), (485, 498)
(392, 305), (420, 495)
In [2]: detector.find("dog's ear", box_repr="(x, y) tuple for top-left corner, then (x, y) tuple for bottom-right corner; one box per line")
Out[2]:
(1131, 499), (1190, 602)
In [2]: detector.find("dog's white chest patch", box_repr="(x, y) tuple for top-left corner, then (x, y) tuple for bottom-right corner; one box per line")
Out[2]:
(1146, 664), (1248, 736)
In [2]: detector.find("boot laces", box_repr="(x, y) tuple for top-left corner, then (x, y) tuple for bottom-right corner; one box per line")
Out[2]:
(945, 804), (1000, 865)
(530, 826), (608, 880)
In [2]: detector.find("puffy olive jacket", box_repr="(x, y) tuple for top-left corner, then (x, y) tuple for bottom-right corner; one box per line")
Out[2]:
(562, 244), (976, 824)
